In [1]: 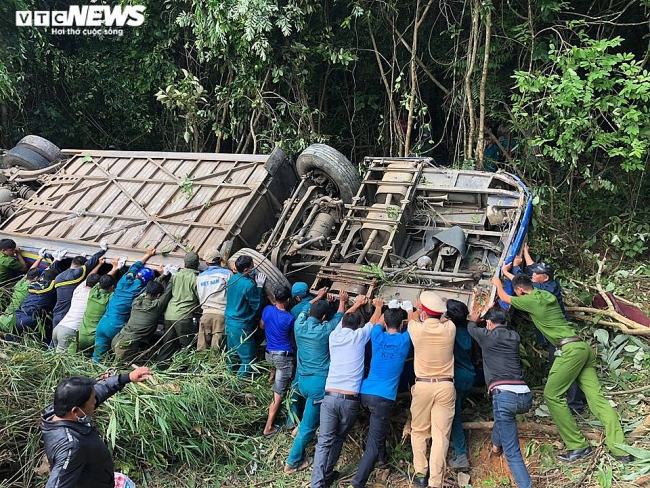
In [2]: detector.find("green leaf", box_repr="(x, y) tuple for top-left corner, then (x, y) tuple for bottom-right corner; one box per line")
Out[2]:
(594, 329), (609, 345)
(614, 444), (650, 460)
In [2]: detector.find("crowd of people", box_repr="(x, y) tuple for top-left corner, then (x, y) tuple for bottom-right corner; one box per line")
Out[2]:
(0, 237), (635, 488)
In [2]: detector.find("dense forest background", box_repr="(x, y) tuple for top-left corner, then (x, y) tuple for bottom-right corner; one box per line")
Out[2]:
(1, 0), (649, 264)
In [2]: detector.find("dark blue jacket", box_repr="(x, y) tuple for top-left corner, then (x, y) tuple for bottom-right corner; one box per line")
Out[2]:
(52, 249), (105, 325)
(19, 262), (62, 317)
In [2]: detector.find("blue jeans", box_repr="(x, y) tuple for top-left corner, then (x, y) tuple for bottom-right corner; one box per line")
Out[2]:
(350, 394), (393, 488)
(311, 393), (361, 488)
(492, 391), (533, 488)
(451, 377), (474, 456)
(286, 375), (327, 467)
(225, 324), (256, 376)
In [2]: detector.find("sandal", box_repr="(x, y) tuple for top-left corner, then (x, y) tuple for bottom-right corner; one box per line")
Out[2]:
(490, 445), (503, 457)
(283, 456), (312, 474)
(263, 425), (281, 439)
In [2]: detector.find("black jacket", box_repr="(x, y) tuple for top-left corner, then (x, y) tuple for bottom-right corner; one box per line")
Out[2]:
(467, 322), (525, 388)
(41, 374), (130, 488)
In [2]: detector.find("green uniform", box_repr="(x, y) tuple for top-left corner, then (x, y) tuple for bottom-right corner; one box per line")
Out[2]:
(163, 269), (200, 321)
(112, 278), (172, 362)
(0, 277), (30, 331)
(511, 289), (626, 455)
(0, 254), (25, 287)
(157, 269), (200, 362)
(75, 285), (113, 355)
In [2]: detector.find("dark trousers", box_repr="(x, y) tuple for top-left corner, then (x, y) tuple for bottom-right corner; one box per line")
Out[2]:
(157, 318), (197, 362)
(311, 393), (361, 488)
(350, 394), (393, 488)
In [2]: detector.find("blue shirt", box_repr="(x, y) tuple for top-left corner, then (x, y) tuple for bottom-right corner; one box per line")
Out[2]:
(97, 261), (146, 329)
(224, 273), (262, 328)
(294, 311), (344, 377)
(360, 325), (412, 401)
(291, 299), (311, 319)
(453, 326), (475, 383)
(262, 305), (295, 352)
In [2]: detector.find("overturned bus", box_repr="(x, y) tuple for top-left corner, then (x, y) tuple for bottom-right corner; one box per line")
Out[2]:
(0, 136), (532, 310)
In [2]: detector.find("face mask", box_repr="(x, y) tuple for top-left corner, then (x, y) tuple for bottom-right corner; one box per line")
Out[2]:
(75, 408), (92, 425)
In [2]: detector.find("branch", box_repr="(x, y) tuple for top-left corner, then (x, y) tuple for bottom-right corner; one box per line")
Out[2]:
(367, 16), (401, 156)
(567, 309), (650, 335)
(461, 421), (603, 441)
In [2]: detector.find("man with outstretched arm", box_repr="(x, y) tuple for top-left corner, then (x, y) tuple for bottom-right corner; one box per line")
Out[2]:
(93, 247), (157, 361)
(41, 366), (153, 488)
(284, 291), (352, 475)
(467, 306), (532, 488)
(310, 294), (377, 488)
(348, 301), (412, 488)
(502, 244), (586, 415)
(492, 274), (632, 463)
(52, 240), (108, 327)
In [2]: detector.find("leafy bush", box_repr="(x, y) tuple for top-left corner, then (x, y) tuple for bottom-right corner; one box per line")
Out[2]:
(0, 343), (273, 486)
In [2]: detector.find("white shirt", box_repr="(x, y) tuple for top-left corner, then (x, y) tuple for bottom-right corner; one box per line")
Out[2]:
(57, 284), (92, 331)
(495, 384), (531, 394)
(196, 266), (233, 311)
(325, 321), (374, 393)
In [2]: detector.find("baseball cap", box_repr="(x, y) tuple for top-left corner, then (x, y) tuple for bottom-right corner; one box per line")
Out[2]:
(203, 247), (222, 264)
(528, 262), (554, 279)
(291, 282), (309, 298)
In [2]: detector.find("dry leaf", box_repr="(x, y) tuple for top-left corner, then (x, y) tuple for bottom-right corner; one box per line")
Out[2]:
(458, 472), (471, 487)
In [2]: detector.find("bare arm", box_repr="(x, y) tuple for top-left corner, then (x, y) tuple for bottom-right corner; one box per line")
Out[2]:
(107, 258), (120, 277)
(140, 247), (156, 265)
(369, 298), (383, 324)
(491, 276), (512, 304)
(29, 256), (43, 270)
(347, 294), (368, 314)
(501, 262), (515, 281)
(337, 290), (349, 313)
(310, 286), (329, 304)
(523, 243), (534, 266)
(14, 247), (28, 272)
(89, 257), (104, 275)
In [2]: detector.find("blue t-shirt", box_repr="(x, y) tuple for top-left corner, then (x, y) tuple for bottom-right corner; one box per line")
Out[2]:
(360, 325), (412, 401)
(262, 305), (295, 353)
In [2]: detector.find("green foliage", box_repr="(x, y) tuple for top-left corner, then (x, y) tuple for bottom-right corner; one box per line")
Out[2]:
(596, 461), (613, 488)
(604, 215), (650, 259)
(512, 35), (650, 176)
(0, 343), (274, 486)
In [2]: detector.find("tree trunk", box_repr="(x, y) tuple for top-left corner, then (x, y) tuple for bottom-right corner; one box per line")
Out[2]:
(464, 0), (481, 161)
(475, 5), (492, 169)
(368, 16), (401, 157)
(404, 0), (435, 157)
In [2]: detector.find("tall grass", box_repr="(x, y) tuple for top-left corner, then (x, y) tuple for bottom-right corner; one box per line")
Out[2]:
(0, 341), (274, 487)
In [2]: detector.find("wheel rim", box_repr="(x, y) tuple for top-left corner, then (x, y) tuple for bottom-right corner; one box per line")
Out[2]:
(311, 170), (340, 197)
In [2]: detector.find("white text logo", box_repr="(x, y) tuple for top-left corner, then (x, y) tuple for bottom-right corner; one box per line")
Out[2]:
(16, 6), (145, 27)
